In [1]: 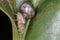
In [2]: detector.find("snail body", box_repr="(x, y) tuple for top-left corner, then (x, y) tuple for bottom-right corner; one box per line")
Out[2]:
(17, 12), (25, 32)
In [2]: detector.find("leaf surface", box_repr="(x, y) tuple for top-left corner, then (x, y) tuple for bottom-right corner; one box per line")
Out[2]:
(26, 0), (60, 40)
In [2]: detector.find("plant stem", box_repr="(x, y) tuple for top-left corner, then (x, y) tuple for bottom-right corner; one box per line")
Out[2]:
(22, 19), (31, 40)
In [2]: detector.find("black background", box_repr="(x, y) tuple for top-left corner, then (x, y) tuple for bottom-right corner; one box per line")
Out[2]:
(0, 10), (12, 40)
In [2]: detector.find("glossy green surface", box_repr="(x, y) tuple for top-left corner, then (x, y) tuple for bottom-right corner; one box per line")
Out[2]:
(26, 0), (60, 40)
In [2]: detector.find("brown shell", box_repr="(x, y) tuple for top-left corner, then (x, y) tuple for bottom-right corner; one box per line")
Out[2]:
(20, 2), (35, 19)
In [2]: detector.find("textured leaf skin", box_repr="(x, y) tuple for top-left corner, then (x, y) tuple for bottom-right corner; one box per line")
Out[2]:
(7, 0), (17, 13)
(26, 0), (60, 40)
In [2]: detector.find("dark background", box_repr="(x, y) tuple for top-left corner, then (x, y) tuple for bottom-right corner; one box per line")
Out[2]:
(0, 10), (12, 40)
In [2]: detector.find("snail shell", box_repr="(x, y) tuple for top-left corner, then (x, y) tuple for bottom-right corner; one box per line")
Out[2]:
(20, 2), (35, 19)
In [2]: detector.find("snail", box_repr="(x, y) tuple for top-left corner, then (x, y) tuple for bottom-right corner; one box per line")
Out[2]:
(16, 2), (35, 32)
(20, 2), (35, 19)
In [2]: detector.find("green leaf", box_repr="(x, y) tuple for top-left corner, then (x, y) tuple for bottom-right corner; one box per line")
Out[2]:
(6, 0), (17, 13)
(0, 0), (14, 16)
(0, 0), (19, 40)
(32, 0), (45, 8)
(26, 0), (60, 40)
